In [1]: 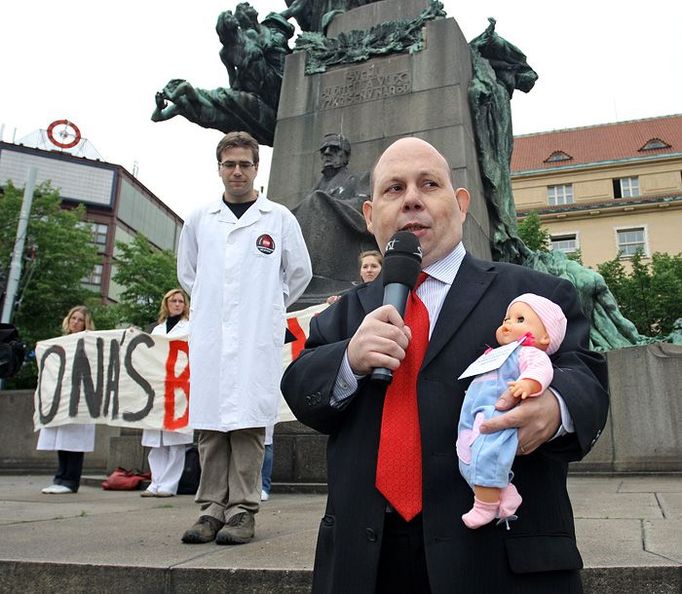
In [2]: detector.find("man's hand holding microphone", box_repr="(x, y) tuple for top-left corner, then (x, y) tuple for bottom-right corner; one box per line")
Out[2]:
(347, 231), (422, 381)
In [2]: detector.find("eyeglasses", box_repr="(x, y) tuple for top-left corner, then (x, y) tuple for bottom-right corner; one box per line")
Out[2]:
(219, 160), (255, 170)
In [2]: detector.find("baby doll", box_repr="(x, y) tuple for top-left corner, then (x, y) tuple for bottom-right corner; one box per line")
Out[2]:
(456, 293), (567, 529)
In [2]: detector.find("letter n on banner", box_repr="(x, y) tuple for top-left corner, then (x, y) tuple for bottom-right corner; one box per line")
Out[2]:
(164, 340), (190, 430)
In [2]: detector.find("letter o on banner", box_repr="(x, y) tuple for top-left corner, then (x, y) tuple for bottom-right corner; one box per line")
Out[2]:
(38, 345), (66, 424)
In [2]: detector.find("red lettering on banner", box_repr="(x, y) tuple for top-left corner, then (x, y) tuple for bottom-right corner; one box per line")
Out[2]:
(287, 317), (307, 361)
(164, 340), (190, 430)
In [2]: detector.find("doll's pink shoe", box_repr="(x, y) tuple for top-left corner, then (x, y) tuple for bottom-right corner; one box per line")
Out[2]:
(496, 484), (522, 529)
(498, 484), (522, 518)
(462, 498), (499, 529)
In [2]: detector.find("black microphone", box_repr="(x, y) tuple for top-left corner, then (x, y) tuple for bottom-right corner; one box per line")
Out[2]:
(371, 231), (423, 384)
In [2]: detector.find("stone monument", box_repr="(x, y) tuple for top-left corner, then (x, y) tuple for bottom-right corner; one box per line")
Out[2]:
(270, 0), (492, 302)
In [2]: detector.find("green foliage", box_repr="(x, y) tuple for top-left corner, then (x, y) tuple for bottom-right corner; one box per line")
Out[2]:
(0, 182), (101, 388)
(597, 250), (682, 336)
(0, 181), (99, 345)
(517, 211), (550, 252)
(112, 234), (178, 328)
(87, 300), (123, 330)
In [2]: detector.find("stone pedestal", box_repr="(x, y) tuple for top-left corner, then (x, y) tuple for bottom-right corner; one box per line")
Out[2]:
(108, 429), (150, 474)
(269, 0), (492, 283)
(575, 342), (682, 472)
(0, 390), (120, 474)
(272, 421), (328, 486)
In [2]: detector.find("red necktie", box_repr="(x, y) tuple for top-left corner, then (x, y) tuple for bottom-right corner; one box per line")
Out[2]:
(376, 272), (429, 521)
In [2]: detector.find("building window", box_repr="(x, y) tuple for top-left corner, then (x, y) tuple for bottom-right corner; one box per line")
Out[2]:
(551, 234), (578, 254)
(92, 223), (108, 248)
(547, 184), (573, 206)
(616, 227), (646, 257)
(79, 222), (108, 249)
(613, 177), (639, 198)
(82, 264), (103, 288)
(544, 151), (573, 164)
(639, 138), (670, 151)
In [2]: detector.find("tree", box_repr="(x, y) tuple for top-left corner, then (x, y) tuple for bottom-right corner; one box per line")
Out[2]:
(0, 181), (100, 344)
(517, 211), (550, 252)
(0, 182), (100, 387)
(112, 234), (178, 328)
(597, 250), (682, 337)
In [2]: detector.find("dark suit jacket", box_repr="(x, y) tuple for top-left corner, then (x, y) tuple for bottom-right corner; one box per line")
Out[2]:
(281, 254), (609, 594)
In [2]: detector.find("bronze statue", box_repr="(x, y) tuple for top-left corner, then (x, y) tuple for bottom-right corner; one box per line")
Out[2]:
(152, 2), (293, 146)
(218, 4), (294, 110)
(293, 0), (446, 74)
(311, 134), (363, 201)
(467, 18), (658, 350)
(281, 0), (379, 34)
(152, 1), (445, 138)
(468, 17), (537, 265)
(150, 79), (277, 146)
(293, 134), (375, 296)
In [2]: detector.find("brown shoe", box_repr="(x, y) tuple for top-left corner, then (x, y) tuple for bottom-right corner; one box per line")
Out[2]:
(181, 515), (224, 544)
(215, 511), (255, 545)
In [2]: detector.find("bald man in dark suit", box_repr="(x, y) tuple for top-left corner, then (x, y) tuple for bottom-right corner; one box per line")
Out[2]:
(282, 137), (608, 594)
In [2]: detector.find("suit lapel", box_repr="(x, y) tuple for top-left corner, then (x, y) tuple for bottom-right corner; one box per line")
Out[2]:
(358, 276), (383, 315)
(354, 257), (498, 368)
(423, 255), (497, 368)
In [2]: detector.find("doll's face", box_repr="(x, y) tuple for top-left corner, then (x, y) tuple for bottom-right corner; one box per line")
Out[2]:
(496, 301), (550, 351)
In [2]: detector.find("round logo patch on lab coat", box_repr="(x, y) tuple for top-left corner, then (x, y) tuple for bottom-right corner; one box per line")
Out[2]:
(256, 234), (276, 254)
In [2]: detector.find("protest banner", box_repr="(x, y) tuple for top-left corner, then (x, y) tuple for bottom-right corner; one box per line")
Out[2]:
(34, 302), (329, 430)
(279, 302), (328, 422)
(34, 327), (190, 431)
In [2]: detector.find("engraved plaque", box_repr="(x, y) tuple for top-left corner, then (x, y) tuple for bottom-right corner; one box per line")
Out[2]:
(319, 62), (412, 110)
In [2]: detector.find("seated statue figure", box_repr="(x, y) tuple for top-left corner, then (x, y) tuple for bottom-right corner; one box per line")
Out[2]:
(292, 133), (376, 299)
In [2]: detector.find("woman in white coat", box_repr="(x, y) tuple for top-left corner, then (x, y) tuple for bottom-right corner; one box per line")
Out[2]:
(38, 305), (96, 494)
(140, 288), (194, 497)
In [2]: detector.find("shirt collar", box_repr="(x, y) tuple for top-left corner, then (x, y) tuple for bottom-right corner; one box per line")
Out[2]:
(422, 242), (466, 286)
(207, 192), (271, 214)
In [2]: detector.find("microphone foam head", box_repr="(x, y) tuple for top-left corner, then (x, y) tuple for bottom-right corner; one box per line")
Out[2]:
(382, 231), (422, 288)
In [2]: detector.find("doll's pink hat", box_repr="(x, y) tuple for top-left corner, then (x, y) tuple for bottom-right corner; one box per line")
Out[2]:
(508, 293), (567, 355)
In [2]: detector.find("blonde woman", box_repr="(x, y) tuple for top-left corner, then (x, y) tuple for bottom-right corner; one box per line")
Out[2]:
(326, 250), (384, 304)
(358, 250), (383, 283)
(140, 288), (193, 497)
(38, 306), (96, 494)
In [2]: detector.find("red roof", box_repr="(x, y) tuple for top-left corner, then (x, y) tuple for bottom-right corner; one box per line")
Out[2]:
(511, 114), (682, 173)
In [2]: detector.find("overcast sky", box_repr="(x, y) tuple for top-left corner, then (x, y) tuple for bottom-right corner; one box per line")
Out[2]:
(1, 1), (680, 219)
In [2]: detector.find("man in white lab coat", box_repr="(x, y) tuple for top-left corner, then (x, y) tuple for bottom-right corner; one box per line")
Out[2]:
(177, 131), (312, 545)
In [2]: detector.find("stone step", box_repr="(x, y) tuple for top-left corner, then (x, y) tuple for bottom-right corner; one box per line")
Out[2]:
(2, 475), (680, 594)
(1, 561), (679, 594)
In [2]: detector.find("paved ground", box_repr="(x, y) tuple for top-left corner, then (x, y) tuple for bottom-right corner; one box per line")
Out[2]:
(0, 474), (680, 593)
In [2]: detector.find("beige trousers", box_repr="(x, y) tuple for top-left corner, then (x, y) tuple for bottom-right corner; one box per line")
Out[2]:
(195, 427), (265, 523)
